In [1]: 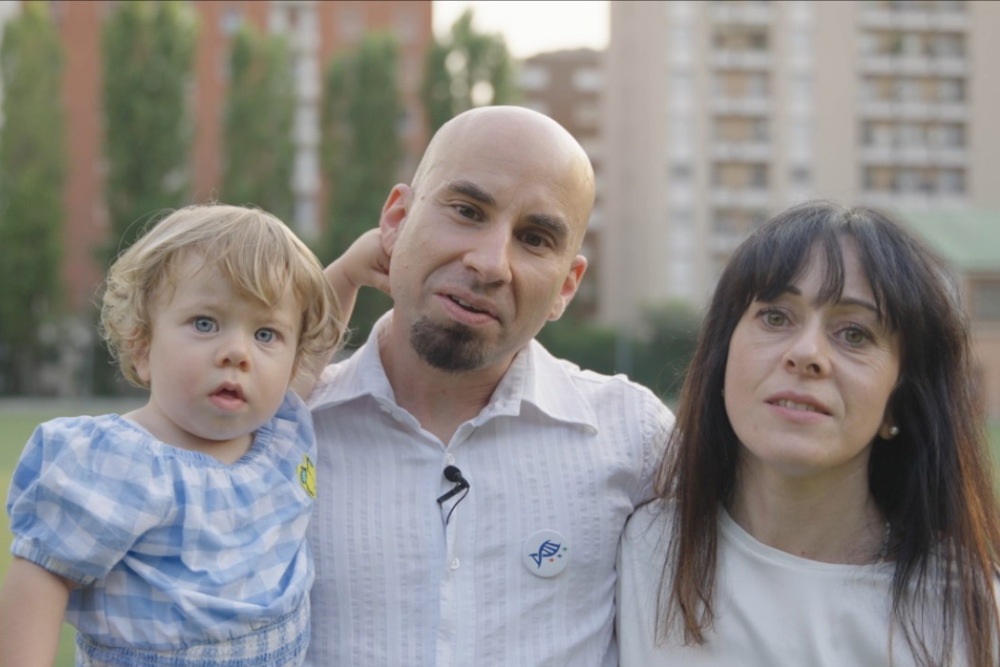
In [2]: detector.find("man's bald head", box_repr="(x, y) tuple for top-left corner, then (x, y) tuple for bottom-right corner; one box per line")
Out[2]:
(411, 106), (595, 245)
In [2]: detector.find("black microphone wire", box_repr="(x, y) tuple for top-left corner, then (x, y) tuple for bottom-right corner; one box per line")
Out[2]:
(443, 483), (470, 526)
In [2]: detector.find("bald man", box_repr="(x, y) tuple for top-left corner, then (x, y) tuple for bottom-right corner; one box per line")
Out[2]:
(306, 107), (674, 666)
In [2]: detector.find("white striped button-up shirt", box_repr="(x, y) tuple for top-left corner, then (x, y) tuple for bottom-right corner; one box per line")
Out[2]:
(307, 314), (674, 667)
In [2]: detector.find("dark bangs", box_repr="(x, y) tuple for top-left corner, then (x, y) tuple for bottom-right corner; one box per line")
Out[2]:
(715, 202), (937, 336)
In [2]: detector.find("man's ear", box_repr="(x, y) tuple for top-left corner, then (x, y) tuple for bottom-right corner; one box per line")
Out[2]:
(548, 255), (588, 321)
(378, 184), (413, 257)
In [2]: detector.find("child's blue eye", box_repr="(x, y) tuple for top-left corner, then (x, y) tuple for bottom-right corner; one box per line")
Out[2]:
(255, 328), (275, 343)
(193, 317), (216, 333)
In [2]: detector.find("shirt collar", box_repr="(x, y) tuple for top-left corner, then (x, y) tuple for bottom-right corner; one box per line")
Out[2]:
(308, 311), (600, 434)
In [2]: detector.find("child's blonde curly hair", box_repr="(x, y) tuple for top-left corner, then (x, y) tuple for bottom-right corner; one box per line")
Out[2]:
(101, 204), (343, 388)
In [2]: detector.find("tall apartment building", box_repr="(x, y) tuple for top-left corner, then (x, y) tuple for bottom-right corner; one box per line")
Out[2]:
(48, 0), (431, 313)
(520, 48), (604, 317)
(602, 0), (1000, 327)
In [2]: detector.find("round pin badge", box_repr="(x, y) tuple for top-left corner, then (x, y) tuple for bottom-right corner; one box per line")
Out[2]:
(522, 529), (570, 578)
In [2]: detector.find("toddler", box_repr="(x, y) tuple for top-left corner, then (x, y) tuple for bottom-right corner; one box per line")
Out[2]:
(0, 204), (376, 666)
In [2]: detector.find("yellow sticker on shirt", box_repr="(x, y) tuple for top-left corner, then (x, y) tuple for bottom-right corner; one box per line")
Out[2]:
(298, 454), (316, 498)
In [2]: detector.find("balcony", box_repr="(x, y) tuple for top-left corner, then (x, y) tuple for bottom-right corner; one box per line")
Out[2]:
(709, 2), (771, 25)
(711, 141), (772, 162)
(709, 187), (771, 208)
(712, 96), (770, 116)
(859, 191), (967, 210)
(710, 231), (745, 255)
(860, 145), (968, 167)
(859, 100), (968, 120)
(712, 50), (771, 71)
(858, 8), (968, 32)
(859, 54), (967, 77)
(858, 100), (968, 122)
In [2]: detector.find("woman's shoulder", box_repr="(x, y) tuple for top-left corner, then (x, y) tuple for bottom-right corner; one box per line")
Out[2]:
(624, 499), (676, 553)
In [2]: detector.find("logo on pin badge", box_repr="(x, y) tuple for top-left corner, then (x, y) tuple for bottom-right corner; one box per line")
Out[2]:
(522, 529), (569, 578)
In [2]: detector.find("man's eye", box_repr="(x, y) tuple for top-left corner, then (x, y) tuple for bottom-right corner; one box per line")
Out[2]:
(455, 204), (479, 220)
(193, 317), (216, 333)
(522, 233), (546, 248)
(255, 328), (276, 343)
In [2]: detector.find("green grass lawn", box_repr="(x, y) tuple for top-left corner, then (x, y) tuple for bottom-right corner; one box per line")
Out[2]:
(0, 403), (998, 665)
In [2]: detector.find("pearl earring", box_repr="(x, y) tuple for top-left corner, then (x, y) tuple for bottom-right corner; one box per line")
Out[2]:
(889, 425), (900, 437)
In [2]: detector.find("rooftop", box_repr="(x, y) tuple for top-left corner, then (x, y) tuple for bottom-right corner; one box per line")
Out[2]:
(899, 209), (1000, 273)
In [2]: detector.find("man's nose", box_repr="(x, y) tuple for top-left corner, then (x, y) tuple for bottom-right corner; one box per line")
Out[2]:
(463, 225), (513, 284)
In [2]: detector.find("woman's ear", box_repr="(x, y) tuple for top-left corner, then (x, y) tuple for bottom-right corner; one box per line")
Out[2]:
(878, 421), (900, 440)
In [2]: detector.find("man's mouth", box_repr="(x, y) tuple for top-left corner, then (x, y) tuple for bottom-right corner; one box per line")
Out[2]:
(449, 295), (489, 314)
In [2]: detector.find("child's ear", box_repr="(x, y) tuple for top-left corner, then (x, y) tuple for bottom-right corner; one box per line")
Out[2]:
(378, 184), (412, 257)
(132, 340), (151, 385)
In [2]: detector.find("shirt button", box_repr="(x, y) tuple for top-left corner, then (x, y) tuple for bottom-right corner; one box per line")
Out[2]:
(445, 453), (456, 465)
(449, 558), (460, 570)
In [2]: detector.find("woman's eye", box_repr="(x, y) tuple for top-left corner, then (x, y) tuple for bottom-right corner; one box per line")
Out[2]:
(841, 326), (871, 346)
(255, 328), (275, 343)
(761, 310), (787, 327)
(193, 317), (215, 333)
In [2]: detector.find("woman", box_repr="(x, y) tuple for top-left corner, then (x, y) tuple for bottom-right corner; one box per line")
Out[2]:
(618, 202), (1000, 666)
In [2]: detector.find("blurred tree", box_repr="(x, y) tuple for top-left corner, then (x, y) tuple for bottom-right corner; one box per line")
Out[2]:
(0, 2), (66, 394)
(101, 0), (196, 264)
(221, 24), (294, 221)
(536, 314), (619, 378)
(420, 8), (518, 135)
(321, 32), (401, 345)
(631, 301), (702, 399)
(95, 0), (195, 393)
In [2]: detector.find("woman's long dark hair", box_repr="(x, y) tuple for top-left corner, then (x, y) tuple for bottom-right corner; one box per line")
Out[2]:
(655, 201), (1000, 666)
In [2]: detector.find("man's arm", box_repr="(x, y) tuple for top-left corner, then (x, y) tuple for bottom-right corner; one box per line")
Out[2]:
(324, 228), (391, 324)
(292, 229), (391, 399)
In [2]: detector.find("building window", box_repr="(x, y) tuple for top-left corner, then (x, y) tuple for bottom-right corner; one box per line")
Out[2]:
(972, 280), (1000, 322)
(752, 118), (770, 142)
(748, 30), (769, 51)
(670, 164), (693, 184)
(933, 123), (965, 148)
(521, 65), (550, 91)
(790, 166), (811, 188)
(937, 168), (965, 193)
(220, 7), (242, 35)
(932, 34), (965, 58)
(938, 78), (965, 102)
(746, 72), (768, 98)
(338, 8), (364, 42)
(574, 102), (600, 127)
(394, 8), (418, 44)
(894, 77), (920, 102)
(672, 209), (693, 229)
(573, 67), (603, 92)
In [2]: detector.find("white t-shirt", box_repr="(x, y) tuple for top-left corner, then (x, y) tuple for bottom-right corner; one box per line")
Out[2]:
(617, 501), (969, 667)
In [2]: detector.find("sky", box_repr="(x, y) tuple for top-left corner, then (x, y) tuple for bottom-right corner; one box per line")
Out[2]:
(432, 1), (610, 59)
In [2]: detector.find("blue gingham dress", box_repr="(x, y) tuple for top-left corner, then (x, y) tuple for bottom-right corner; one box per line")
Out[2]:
(6, 391), (316, 666)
